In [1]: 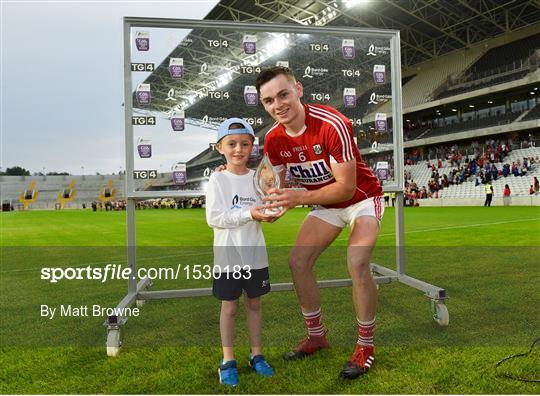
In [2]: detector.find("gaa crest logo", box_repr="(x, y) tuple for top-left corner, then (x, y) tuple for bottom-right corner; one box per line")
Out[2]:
(313, 144), (322, 155)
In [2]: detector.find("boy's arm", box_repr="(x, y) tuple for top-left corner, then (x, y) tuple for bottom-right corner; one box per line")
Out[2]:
(205, 175), (253, 229)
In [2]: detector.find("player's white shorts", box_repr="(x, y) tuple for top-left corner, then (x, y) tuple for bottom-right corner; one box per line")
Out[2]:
(308, 196), (384, 229)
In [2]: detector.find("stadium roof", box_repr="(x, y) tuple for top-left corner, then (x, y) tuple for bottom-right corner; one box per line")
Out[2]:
(136, 0), (540, 116)
(132, 0), (540, 167)
(207, 0), (540, 67)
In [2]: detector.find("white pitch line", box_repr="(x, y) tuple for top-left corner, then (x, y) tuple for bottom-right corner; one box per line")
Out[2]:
(271, 217), (539, 244)
(2, 218), (538, 273)
(338, 217), (540, 240)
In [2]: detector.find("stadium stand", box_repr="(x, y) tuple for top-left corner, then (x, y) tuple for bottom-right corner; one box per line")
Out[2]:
(434, 34), (540, 100)
(362, 105), (534, 144)
(522, 102), (540, 121)
(403, 46), (485, 107)
(362, 45), (484, 117)
(2, 3), (539, 210)
(436, 70), (531, 99)
(419, 111), (522, 138)
(0, 175), (125, 210)
(464, 34), (539, 81)
(404, 146), (540, 200)
(358, 32), (539, 126)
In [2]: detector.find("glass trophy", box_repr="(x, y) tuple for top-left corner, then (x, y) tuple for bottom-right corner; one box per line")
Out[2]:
(253, 154), (281, 214)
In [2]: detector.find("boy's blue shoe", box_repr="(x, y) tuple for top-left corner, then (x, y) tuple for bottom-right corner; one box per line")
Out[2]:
(218, 360), (239, 387)
(249, 354), (274, 377)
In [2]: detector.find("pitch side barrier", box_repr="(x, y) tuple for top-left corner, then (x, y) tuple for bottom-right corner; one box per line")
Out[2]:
(106, 17), (448, 357)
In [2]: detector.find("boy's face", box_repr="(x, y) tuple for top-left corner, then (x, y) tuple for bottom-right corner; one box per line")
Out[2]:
(259, 74), (304, 126)
(217, 134), (253, 167)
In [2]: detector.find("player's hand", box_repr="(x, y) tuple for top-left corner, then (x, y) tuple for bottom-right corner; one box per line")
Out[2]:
(214, 164), (227, 172)
(250, 206), (280, 222)
(263, 188), (303, 209)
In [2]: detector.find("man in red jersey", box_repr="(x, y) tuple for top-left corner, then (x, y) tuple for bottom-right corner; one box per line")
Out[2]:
(256, 67), (384, 379)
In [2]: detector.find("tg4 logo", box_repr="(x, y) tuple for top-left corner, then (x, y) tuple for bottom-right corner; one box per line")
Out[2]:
(208, 91), (230, 100)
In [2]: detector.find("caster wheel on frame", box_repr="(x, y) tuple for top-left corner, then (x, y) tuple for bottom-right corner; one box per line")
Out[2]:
(106, 329), (122, 357)
(431, 301), (449, 326)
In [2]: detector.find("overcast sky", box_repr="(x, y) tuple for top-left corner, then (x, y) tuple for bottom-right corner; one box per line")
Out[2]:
(1, 0), (219, 175)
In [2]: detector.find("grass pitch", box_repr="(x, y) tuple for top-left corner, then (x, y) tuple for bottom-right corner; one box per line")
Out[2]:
(1, 206), (539, 394)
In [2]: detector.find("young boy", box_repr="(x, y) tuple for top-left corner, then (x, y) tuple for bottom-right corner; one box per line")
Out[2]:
(206, 118), (277, 387)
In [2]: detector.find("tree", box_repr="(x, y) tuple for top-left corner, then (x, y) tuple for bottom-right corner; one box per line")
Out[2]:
(5, 166), (30, 176)
(46, 171), (70, 176)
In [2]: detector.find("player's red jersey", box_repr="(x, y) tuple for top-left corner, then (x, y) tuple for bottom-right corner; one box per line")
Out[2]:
(264, 104), (382, 209)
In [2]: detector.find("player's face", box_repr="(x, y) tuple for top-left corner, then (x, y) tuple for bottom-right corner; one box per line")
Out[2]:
(217, 134), (253, 168)
(259, 74), (304, 127)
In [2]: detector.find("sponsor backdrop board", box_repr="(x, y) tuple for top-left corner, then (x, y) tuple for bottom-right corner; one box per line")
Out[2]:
(124, 18), (403, 196)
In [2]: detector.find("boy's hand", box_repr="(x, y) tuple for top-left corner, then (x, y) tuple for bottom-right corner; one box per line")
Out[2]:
(250, 206), (280, 223)
(214, 164), (227, 172)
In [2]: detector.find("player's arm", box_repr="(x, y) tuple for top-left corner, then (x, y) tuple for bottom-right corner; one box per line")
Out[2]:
(267, 160), (356, 208)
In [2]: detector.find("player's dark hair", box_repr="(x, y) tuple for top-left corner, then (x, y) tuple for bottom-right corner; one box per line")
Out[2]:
(255, 66), (297, 94)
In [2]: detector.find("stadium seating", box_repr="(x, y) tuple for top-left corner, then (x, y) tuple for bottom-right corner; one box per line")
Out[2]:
(421, 111), (521, 138)
(438, 170), (539, 199)
(522, 102), (540, 121)
(404, 147), (540, 199)
(397, 46), (484, 109)
(0, 175), (125, 209)
(404, 126), (431, 141)
(435, 34), (539, 100)
(365, 108), (527, 143)
(466, 34), (539, 80)
(359, 44), (485, 122)
(435, 70), (530, 99)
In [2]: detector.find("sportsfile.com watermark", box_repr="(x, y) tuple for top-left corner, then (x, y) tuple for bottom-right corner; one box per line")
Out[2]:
(40, 264), (252, 283)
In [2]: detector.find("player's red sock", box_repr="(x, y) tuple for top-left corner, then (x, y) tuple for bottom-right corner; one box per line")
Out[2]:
(356, 317), (375, 347)
(302, 308), (326, 337)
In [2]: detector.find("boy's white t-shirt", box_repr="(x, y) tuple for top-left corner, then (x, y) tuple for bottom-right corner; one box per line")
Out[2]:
(205, 169), (268, 272)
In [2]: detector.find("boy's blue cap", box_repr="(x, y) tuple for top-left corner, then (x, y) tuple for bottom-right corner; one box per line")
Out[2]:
(217, 118), (255, 143)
